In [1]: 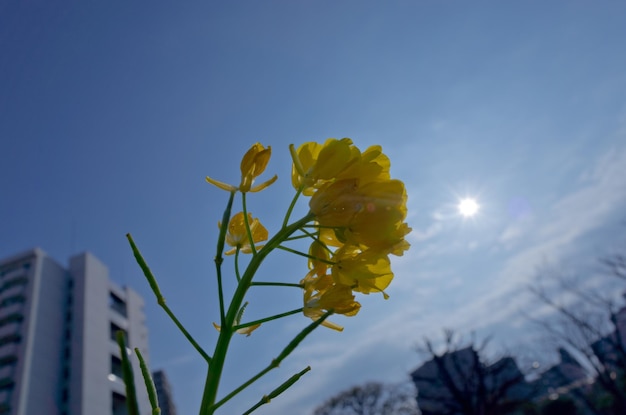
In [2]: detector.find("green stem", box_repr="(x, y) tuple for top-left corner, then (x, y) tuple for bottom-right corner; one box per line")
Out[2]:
(282, 187), (303, 228)
(211, 310), (332, 412)
(233, 308), (303, 330)
(199, 212), (315, 415)
(234, 248), (241, 282)
(298, 228), (335, 256)
(116, 331), (140, 415)
(127, 234), (211, 364)
(241, 192), (258, 255)
(283, 233), (311, 242)
(276, 245), (335, 265)
(216, 192), (236, 326)
(161, 301), (212, 363)
(250, 281), (303, 288)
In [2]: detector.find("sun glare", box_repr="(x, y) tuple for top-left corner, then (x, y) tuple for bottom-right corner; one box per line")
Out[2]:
(458, 198), (480, 217)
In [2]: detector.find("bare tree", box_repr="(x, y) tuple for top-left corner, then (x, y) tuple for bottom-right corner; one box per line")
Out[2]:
(411, 330), (533, 415)
(312, 381), (420, 415)
(528, 252), (626, 415)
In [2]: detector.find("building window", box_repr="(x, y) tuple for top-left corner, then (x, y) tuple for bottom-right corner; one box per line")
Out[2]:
(111, 355), (123, 379)
(2, 277), (27, 291)
(0, 335), (20, 348)
(0, 378), (13, 391)
(0, 265), (17, 278)
(0, 357), (16, 367)
(112, 391), (128, 415)
(0, 295), (25, 307)
(109, 292), (127, 317)
(0, 314), (22, 328)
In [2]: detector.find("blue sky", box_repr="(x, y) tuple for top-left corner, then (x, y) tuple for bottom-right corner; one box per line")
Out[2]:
(2, 1), (626, 414)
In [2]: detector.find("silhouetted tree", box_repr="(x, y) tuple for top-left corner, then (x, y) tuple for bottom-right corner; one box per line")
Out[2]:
(312, 381), (420, 415)
(528, 251), (626, 415)
(411, 330), (533, 415)
(540, 397), (579, 415)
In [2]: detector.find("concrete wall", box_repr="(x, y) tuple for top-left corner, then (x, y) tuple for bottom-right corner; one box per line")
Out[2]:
(69, 253), (111, 415)
(19, 254), (67, 415)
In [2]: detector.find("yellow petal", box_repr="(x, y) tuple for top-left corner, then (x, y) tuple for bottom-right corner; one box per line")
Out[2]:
(239, 143), (272, 192)
(206, 176), (237, 192)
(249, 174), (278, 192)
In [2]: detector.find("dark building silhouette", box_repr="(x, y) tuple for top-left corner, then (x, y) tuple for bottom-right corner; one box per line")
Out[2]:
(411, 346), (530, 415)
(153, 370), (177, 415)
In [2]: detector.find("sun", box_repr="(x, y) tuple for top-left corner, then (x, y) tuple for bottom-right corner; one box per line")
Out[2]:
(458, 198), (480, 217)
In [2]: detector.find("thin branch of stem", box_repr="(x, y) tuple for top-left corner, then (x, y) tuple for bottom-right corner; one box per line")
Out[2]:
(298, 227), (334, 256)
(234, 248), (241, 282)
(241, 192), (258, 256)
(276, 245), (335, 265)
(233, 308), (304, 330)
(283, 233), (311, 242)
(215, 192), (236, 327)
(282, 187), (303, 228)
(127, 234), (212, 364)
(251, 281), (304, 289)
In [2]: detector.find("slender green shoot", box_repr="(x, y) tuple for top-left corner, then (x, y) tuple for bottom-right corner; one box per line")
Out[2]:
(126, 233), (211, 364)
(136, 348), (161, 415)
(242, 366), (311, 415)
(116, 331), (140, 415)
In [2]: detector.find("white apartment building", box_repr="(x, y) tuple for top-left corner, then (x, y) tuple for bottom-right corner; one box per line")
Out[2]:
(0, 248), (150, 415)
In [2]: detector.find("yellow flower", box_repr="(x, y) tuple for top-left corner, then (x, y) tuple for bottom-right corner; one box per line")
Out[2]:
(301, 273), (360, 331)
(331, 245), (393, 298)
(307, 239), (332, 278)
(291, 139), (395, 195)
(206, 143), (277, 192)
(336, 145), (391, 185)
(290, 138), (358, 195)
(220, 212), (268, 255)
(310, 179), (410, 255)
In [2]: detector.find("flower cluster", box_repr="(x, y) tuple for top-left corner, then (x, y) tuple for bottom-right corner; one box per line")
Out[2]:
(291, 138), (411, 330)
(128, 138), (410, 415)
